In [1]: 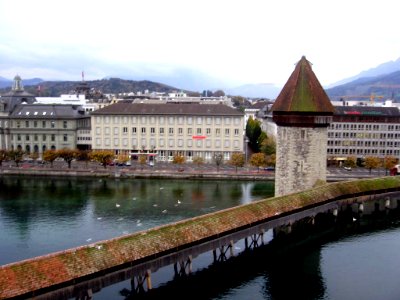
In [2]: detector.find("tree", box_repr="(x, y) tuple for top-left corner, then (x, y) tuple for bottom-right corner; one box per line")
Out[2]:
(8, 149), (24, 167)
(229, 152), (245, 173)
(138, 154), (147, 171)
(173, 154), (185, 164)
(246, 116), (262, 152)
(29, 152), (39, 162)
(260, 135), (276, 155)
(192, 156), (204, 167)
(213, 90), (225, 97)
(116, 154), (130, 166)
(383, 155), (397, 175)
(345, 156), (357, 168)
(0, 150), (7, 166)
(364, 156), (381, 174)
(249, 152), (267, 172)
(42, 150), (58, 167)
(57, 148), (77, 169)
(76, 150), (91, 168)
(173, 154), (186, 171)
(213, 153), (224, 172)
(91, 150), (114, 169)
(266, 154), (276, 167)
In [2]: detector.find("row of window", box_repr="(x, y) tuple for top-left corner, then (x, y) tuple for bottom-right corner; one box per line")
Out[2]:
(11, 134), (68, 142)
(12, 120), (69, 129)
(328, 132), (399, 139)
(95, 127), (241, 136)
(328, 148), (399, 155)
(95, 138), (241, 149)
(328, 140), (399, 147)
(329, 124), (400, 131)
(154, 151), (231, 161)
(95, 116), (242, 126)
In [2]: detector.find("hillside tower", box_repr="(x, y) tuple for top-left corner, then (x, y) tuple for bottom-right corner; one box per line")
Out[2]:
(271, 56), (334, 197)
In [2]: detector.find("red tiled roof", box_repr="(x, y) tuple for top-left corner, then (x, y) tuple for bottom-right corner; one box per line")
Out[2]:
(271, 56), (334, 113)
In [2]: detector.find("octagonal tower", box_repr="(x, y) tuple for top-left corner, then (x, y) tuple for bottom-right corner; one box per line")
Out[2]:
(271, 56), (334, 197)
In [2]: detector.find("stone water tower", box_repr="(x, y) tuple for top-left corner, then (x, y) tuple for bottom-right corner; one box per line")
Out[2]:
(271, 56), (334, 197)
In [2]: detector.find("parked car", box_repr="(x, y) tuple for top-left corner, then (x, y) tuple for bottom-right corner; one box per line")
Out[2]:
(264, 166), (275, 171)
(344, 166), (352, 171)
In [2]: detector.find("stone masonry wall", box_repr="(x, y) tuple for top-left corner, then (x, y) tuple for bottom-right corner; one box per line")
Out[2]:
(275, 126), (327, 197)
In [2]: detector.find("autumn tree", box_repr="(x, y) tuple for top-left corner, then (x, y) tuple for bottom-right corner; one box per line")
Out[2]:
(260, 135), (276, 156)
(138, 154), (147, 171)
(76, 150), (91, 168)
(266, 154), (276, 167)
(116, 154), (130, 165)
(345, 156), (357, 168)
(0, 150), (7, 166)
(192, 156), (204, 169)
(214, 153), (224, 172)
(57, 148), (78, 168)
(229, 152), (245, 173)
(249, 152), (267, 172)
(364, 156), (381, 174)
(91, 150), (114, 169)
(172, 154), (185, 164)
(8, 149), (24, 167)
(383, 155), (397, 175)
(29, 152), (39, 162)
(173, 154), (186, 171)
(42, 149), (58, 167)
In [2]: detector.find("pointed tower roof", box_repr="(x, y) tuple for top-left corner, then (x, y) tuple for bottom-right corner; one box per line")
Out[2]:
(271, 56), (334, 113)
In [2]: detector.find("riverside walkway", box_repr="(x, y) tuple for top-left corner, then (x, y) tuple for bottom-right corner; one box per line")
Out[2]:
(1, 176), (400, 299)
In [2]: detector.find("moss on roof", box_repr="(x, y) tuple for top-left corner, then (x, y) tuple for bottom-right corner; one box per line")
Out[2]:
(271, 56), (334, 113)
(1, 176), (400, 298)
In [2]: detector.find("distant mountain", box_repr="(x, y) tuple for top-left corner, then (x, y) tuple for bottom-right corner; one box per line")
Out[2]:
(0, 77), (44, 89)
(225, 83), (281, 99)
(325, 70), (400, 101)
(0, 77), (12, 89)
(328, 57), (400, 87)
(0, 78), (194, 97)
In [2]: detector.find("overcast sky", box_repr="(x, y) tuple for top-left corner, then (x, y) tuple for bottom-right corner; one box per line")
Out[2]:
(1, 0), (399, 89)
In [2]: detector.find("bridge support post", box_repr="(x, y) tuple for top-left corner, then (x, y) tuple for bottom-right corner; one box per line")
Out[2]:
(75, 288), (93, 300)
(244, 230), (265, 250)
(212, 240), (235, 263)
(130, 269), (152, 294)
(174, 255), (193, 277)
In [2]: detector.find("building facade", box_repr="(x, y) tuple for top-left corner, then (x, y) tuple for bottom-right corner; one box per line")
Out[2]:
(91, 102), (244, 162)
(327, 106), (400, 160)
(7, 104), (88, 154)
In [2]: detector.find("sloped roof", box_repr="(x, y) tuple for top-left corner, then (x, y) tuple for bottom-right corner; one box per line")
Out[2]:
(92, 102), (243, 116)
(10, 104), (84, 119)
(334, 106), (400, 116)
(271, 56), (334, 113)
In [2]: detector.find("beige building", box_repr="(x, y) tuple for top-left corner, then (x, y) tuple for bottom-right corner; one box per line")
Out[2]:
(91, 102), (244, 162)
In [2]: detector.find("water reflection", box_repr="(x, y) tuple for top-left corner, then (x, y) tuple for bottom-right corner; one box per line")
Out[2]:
(0, 177), (274, 265)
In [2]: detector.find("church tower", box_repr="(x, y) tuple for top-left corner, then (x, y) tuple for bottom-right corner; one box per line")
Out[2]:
(271, 56), (334, 197)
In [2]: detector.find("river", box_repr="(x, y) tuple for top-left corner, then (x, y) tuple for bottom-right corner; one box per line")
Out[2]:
(1, 176), (400, 300)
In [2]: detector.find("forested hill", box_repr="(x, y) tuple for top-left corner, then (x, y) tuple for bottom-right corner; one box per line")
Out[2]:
(325, 70), (400, 102)
(0, 78), (196, 97)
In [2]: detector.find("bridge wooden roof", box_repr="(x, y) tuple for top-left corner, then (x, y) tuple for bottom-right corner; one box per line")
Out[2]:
(271, 56), (334, 114)
(1, 177), (400, 299)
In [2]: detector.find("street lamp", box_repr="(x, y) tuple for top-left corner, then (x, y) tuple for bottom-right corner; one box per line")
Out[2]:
(245, 138), (249, 166)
